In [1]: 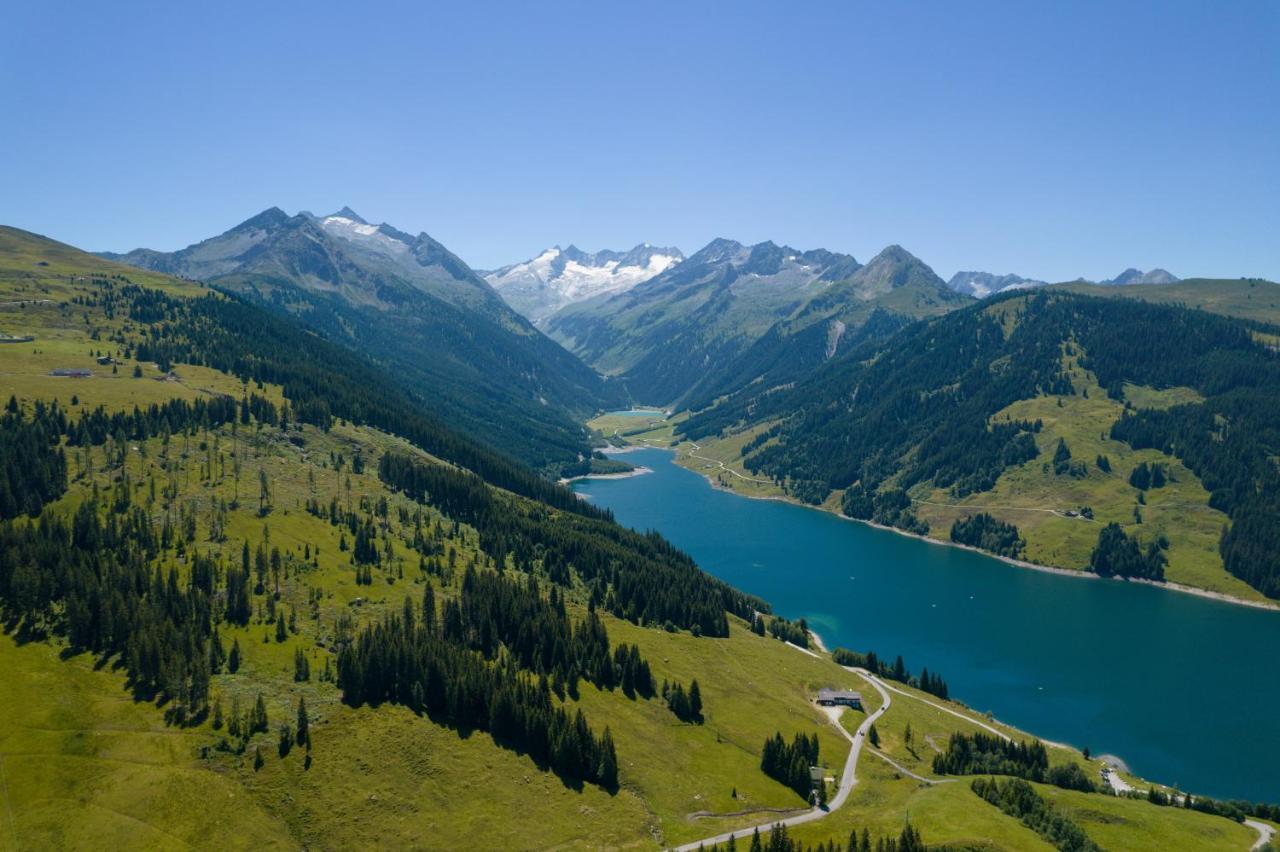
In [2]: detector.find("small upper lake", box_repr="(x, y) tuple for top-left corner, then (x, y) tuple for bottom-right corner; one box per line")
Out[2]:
(574, 446), (1280, 802)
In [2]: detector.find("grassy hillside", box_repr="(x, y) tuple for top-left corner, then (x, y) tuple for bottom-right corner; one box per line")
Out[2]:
(1054, 277), (1280, 327)
(0, 227), (1267, 851)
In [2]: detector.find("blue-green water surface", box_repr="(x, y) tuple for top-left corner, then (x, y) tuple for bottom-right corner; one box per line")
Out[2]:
(573, 447), (1280, 801)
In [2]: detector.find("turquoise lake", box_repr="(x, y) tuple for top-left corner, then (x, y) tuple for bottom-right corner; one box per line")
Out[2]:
(573, 447), (1280, 802)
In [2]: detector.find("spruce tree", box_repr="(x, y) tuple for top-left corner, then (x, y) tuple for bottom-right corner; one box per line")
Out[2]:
(253, 693), (269, 733)
(228, 638), (241, 673)
(597, 727), (618, 790)
(296, 697), (309, 746)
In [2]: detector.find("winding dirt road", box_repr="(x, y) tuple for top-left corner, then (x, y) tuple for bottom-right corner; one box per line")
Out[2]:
(685, 441), (773, 485)
(669, 670), (890, 851)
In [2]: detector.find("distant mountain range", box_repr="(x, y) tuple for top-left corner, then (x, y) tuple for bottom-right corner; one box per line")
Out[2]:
(946, 267), (1178, 297)
(100, 209), (1187, 437)
(1102, 267), (1179, 286)
(483, 244), (683, 325)
(946, 272), (1048, 298)
(99, 208), (621, 469)
(544, 238), (963, 406)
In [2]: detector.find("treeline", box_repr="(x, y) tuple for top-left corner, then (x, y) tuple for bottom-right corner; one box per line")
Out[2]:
(1088, 523), (1166, 581)
(933, 732), (1095, 792)
(0, 390), (277, 523)
(700, 820), (930, 852)
(445, 567), (655, 700)
(0, 401), (67, 520)
(379, 451), (767, 636)
(950, 513), (1025, 559)
(760, 613), (810, 648)
(840, 486), (928, 535)
(1138, 786), (1280, 824)
(337, 590), (619, 790)
(830, 648), (949, 701)
(971, 778), (1102, 852)
(559, 452), (634, 479)
(761, 731), (820, 800)
(1112, 394), (1280, 597)
(1086, 301), (1280, 596)
(0, 498), (215, 723)
(67, 393), (261, 449)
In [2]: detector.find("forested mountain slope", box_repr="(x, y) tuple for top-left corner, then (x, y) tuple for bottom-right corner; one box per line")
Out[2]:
(678, 290), (1280, 601)
(680, 245), (969, 411)
(99, 209), (621, 470)
(0, 225), (1268, 850)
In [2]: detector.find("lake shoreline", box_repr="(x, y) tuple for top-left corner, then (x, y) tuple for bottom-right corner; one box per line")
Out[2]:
(559, 465), (652, 485)
(673, 446), (1280, 614)
(578, 440), (1280, 801)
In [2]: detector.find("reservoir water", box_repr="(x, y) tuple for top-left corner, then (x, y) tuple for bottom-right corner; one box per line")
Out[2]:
(573, 447), (1280, 802)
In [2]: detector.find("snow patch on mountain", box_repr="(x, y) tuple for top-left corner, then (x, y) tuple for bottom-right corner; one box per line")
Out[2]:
(319, 215), (411, 256)
(486, 244), (683, 324)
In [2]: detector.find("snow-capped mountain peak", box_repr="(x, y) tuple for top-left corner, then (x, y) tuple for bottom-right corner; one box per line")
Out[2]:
(315, 209), (416, 258)
(486, 243), (683, 325)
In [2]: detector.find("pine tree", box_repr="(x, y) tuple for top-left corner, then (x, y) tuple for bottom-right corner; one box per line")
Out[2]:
(294, 647), (310, 681)
(253, 693), (269, 733)
(689, 679), (703, 721)
(278, 723), (293, 757)
(253, 745), (264, 771)
(296, 697), (309, 746)
(228, 695), (242, 738)
(597, 727), (618, 790)
(868, 724), (879, 748)
(275, 612), (287, 643)
(228, 638), (241, 673)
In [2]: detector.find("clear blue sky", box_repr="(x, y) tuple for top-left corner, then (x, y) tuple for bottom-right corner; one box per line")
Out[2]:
(2, 1), (1277, 281)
